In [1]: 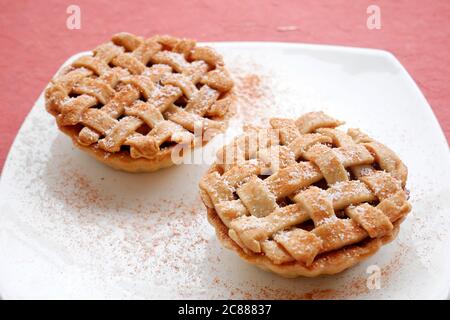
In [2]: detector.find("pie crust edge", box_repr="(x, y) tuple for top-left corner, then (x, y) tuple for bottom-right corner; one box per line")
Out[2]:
(57, 123), (175, 172)
(199, 111), (411, 278)
(202, 165), (402, 278)
(45, 33), (235, 173)
(55, 102), (235, 172)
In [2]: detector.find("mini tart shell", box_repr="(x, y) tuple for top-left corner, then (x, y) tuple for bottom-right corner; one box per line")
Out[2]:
(53, 97), (235, 173)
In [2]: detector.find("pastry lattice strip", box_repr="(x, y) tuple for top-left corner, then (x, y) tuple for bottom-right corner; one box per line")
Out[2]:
(200, 112), (410, 267)
(46, 33), (234, 159)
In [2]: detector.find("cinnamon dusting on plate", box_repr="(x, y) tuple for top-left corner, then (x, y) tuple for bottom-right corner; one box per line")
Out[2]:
(230, 66), (277, 125)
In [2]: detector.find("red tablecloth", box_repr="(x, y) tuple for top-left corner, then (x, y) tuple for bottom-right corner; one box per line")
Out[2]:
(1, 0), (449, 171)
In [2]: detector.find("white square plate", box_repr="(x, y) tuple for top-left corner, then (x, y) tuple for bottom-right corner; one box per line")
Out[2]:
(1, 42), (449, 299)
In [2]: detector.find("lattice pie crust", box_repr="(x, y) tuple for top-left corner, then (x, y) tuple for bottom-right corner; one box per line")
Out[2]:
(46, 33), (234, 172)
(200, 112), (411, 277)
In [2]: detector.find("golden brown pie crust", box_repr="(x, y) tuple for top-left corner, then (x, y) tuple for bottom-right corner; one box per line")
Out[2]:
(199, 112), (411, 277)
(46, 33), (234, 172)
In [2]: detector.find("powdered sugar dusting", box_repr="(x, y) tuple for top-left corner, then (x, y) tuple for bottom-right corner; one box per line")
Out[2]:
(1, 46), (450, 299)
(226, 55), (331, 128)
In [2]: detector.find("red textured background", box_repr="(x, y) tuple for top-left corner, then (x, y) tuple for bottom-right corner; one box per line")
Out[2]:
(1, 0), (449, 171)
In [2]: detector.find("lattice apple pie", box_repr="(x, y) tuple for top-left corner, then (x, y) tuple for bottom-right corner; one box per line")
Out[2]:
(46, 33), (234, 172)
(199, 112), (411, 277)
